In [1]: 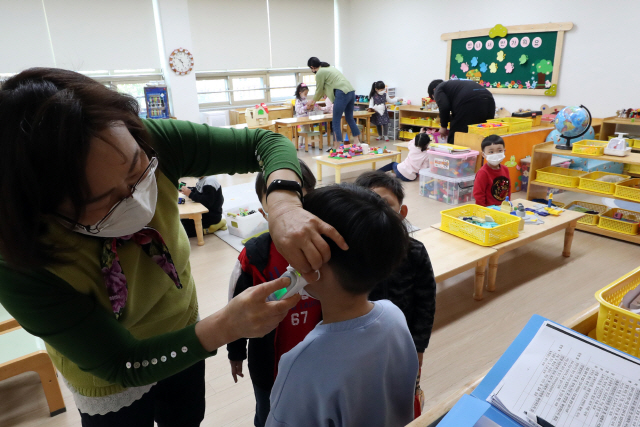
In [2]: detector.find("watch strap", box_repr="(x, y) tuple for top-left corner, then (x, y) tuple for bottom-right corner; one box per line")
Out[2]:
(266, 179), (303, 202)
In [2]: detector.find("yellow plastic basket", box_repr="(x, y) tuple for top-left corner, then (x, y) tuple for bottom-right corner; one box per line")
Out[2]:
(534, 166), (587, 188)
(440, 204), (520, 246)
(415, 118), (433, 127)
(596, 267), (640, 357)
(623, 164), (640, 174)
(598, 208), (640, 235)
(578, 171), (631, 194)
(571, 140), (608, 156)
(614, 178), (640, 202)
(467, 123), (509, 137)
(565, 201), (609, 226)
(400, 118), (415, 125)
(488, 117), (533, 133)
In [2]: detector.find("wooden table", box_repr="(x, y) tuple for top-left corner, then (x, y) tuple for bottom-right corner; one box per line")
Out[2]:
(274, 111), (374, 145)
(313, 151), (401, 184)
(220, 121), (276, 131)
(412, 228), (497, 300)
(433, 198), (584, 295)
(178, 201), (209, 246)
(394, 142), (409, 152)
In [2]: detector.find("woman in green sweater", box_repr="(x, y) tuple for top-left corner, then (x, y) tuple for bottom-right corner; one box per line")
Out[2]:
(0, 68), (346, 426)
(305, 57), (360, 149)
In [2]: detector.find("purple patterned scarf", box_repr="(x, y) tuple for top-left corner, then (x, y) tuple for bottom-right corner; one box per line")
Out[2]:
(100, 227), (182, 319)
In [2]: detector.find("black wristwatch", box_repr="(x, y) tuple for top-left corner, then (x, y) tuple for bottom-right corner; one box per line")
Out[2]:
(266, 179), (304, 202)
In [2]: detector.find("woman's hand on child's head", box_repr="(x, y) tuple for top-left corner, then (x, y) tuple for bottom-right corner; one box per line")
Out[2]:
(268, 201), (348, 274)
(229, 360), (244, 383)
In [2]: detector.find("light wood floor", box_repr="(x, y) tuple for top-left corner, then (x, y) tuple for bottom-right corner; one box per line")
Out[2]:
(3, 140), (640, 426)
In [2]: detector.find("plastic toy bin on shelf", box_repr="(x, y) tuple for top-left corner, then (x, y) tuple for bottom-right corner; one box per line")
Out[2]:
(565, 201), (608, 226)
(534, 166), (587, 188)
(571, 140), (608, 156)
(419, 170), (475, 205)
(598, 208), (640, 235)
(578, 171), (630, 195)
(595, 267), (640, 358)
(615, 178), (640, 202)
(428, 148), (478, 178)
(226, 208), (268, 239)
(467, 123), (509, 137)
(440, 204), (520, 246)
(414, 118), (432, 127)
(400, 118), (415, 125)
(488, 117), (533, 133)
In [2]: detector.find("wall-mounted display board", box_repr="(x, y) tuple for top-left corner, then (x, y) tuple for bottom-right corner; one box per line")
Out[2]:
(442, 22), (573, 96)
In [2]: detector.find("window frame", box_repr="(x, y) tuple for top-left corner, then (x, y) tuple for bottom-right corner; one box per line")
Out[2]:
(228, 73), (268, 106)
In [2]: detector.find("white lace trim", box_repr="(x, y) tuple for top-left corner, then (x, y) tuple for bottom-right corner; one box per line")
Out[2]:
(64, 378), (156, 416)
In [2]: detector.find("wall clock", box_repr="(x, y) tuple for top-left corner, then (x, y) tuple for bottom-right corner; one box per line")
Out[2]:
(169, 48), (194, 75)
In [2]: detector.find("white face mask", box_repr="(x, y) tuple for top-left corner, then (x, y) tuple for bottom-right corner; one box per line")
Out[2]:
(377, 90), (385, 95)
(73, 162), (158, 237)
(485, 152), (505, 166)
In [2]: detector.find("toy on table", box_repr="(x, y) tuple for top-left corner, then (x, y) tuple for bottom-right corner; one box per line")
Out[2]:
(179, 182), (187, 190)
(178, 197), (185, 205)
(328, 144), (363, 159)
(245, 103), (269, 126)
(369, 146), (391, 155)
(458, 215), (499, 228)
(500, 196), (513, 214)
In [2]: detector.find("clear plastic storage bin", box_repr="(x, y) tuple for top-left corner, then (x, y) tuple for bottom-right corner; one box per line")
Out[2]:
(419, 170), (475, 205)
(428, 148), (479, 178)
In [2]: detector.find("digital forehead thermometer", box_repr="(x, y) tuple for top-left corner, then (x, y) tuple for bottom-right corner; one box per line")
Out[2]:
(266, 266), (310, 302)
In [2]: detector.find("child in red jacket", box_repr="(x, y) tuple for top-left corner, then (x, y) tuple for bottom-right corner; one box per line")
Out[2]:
(473, 135), (511, 206)
(227, 160), (321, 427)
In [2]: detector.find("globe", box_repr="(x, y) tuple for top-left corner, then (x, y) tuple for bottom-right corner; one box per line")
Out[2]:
(545, 127), (595, 146)
(554, 106), (590, 138)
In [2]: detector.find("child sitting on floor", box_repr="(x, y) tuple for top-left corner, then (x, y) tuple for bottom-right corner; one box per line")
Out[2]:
(355, 170), (436, 418)
(266, 183), (417, 427)
(227, 160), (321, 427)
(473, 134), (511, 207)
(180, 175), (226, 236)
(378, 130), (431, 182)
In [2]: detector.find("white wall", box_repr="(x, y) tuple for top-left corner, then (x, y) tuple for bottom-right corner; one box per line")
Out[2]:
(337, 0), (640, 118)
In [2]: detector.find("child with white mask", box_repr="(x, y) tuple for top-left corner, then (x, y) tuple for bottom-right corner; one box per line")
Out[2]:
(367, 81), (402, 142)
(473, 134), (511, 207)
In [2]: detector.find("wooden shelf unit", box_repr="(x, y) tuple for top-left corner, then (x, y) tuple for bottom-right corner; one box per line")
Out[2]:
(598, 117), (640, 141)
(398, 105), (440, 140)
(526, 141), (640, 244)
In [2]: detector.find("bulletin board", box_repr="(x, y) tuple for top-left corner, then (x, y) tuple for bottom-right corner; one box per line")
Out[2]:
(442, 22), (573, 96)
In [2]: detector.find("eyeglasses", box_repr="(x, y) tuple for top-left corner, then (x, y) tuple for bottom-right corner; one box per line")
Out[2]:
(58, 153), (158, 234)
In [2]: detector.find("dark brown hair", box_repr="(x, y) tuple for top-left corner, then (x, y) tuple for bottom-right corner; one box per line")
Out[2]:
(255, 159), (316, 201)
(0, 68), (151, 268)
(303, 183), (409, 295)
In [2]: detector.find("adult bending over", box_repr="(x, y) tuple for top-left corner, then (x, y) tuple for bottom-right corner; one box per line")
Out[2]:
(305, 57), (361, 149)
(428, 79), (495, 145)
(0, 68), (346, 427)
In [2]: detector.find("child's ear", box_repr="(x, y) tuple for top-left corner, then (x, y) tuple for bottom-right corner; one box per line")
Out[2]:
(400, 205), (408, 219)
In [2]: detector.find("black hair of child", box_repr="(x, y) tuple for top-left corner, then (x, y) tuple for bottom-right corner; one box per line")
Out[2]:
(369, 81), (385, 99)
(294, 83), (309, 101)
(303, 183), (409, 295)
(415, 132), (431, 152)
(355, 170), (405, 205)
(481, 134), (505, 152)
(428, 79), (444, 99)
(255, 159), (316, 202)
(307, 57), (330, 68)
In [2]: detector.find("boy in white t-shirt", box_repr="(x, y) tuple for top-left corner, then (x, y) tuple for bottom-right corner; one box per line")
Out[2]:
(266, 184), (418, 427)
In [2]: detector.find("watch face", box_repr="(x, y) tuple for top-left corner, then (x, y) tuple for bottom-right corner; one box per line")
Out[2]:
(169, 49), (194, 75)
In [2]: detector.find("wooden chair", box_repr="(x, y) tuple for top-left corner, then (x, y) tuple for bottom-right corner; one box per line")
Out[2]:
(0, 326), (66, 417)
(297, 130), (323, 152)
(0, 303), (19, 332)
